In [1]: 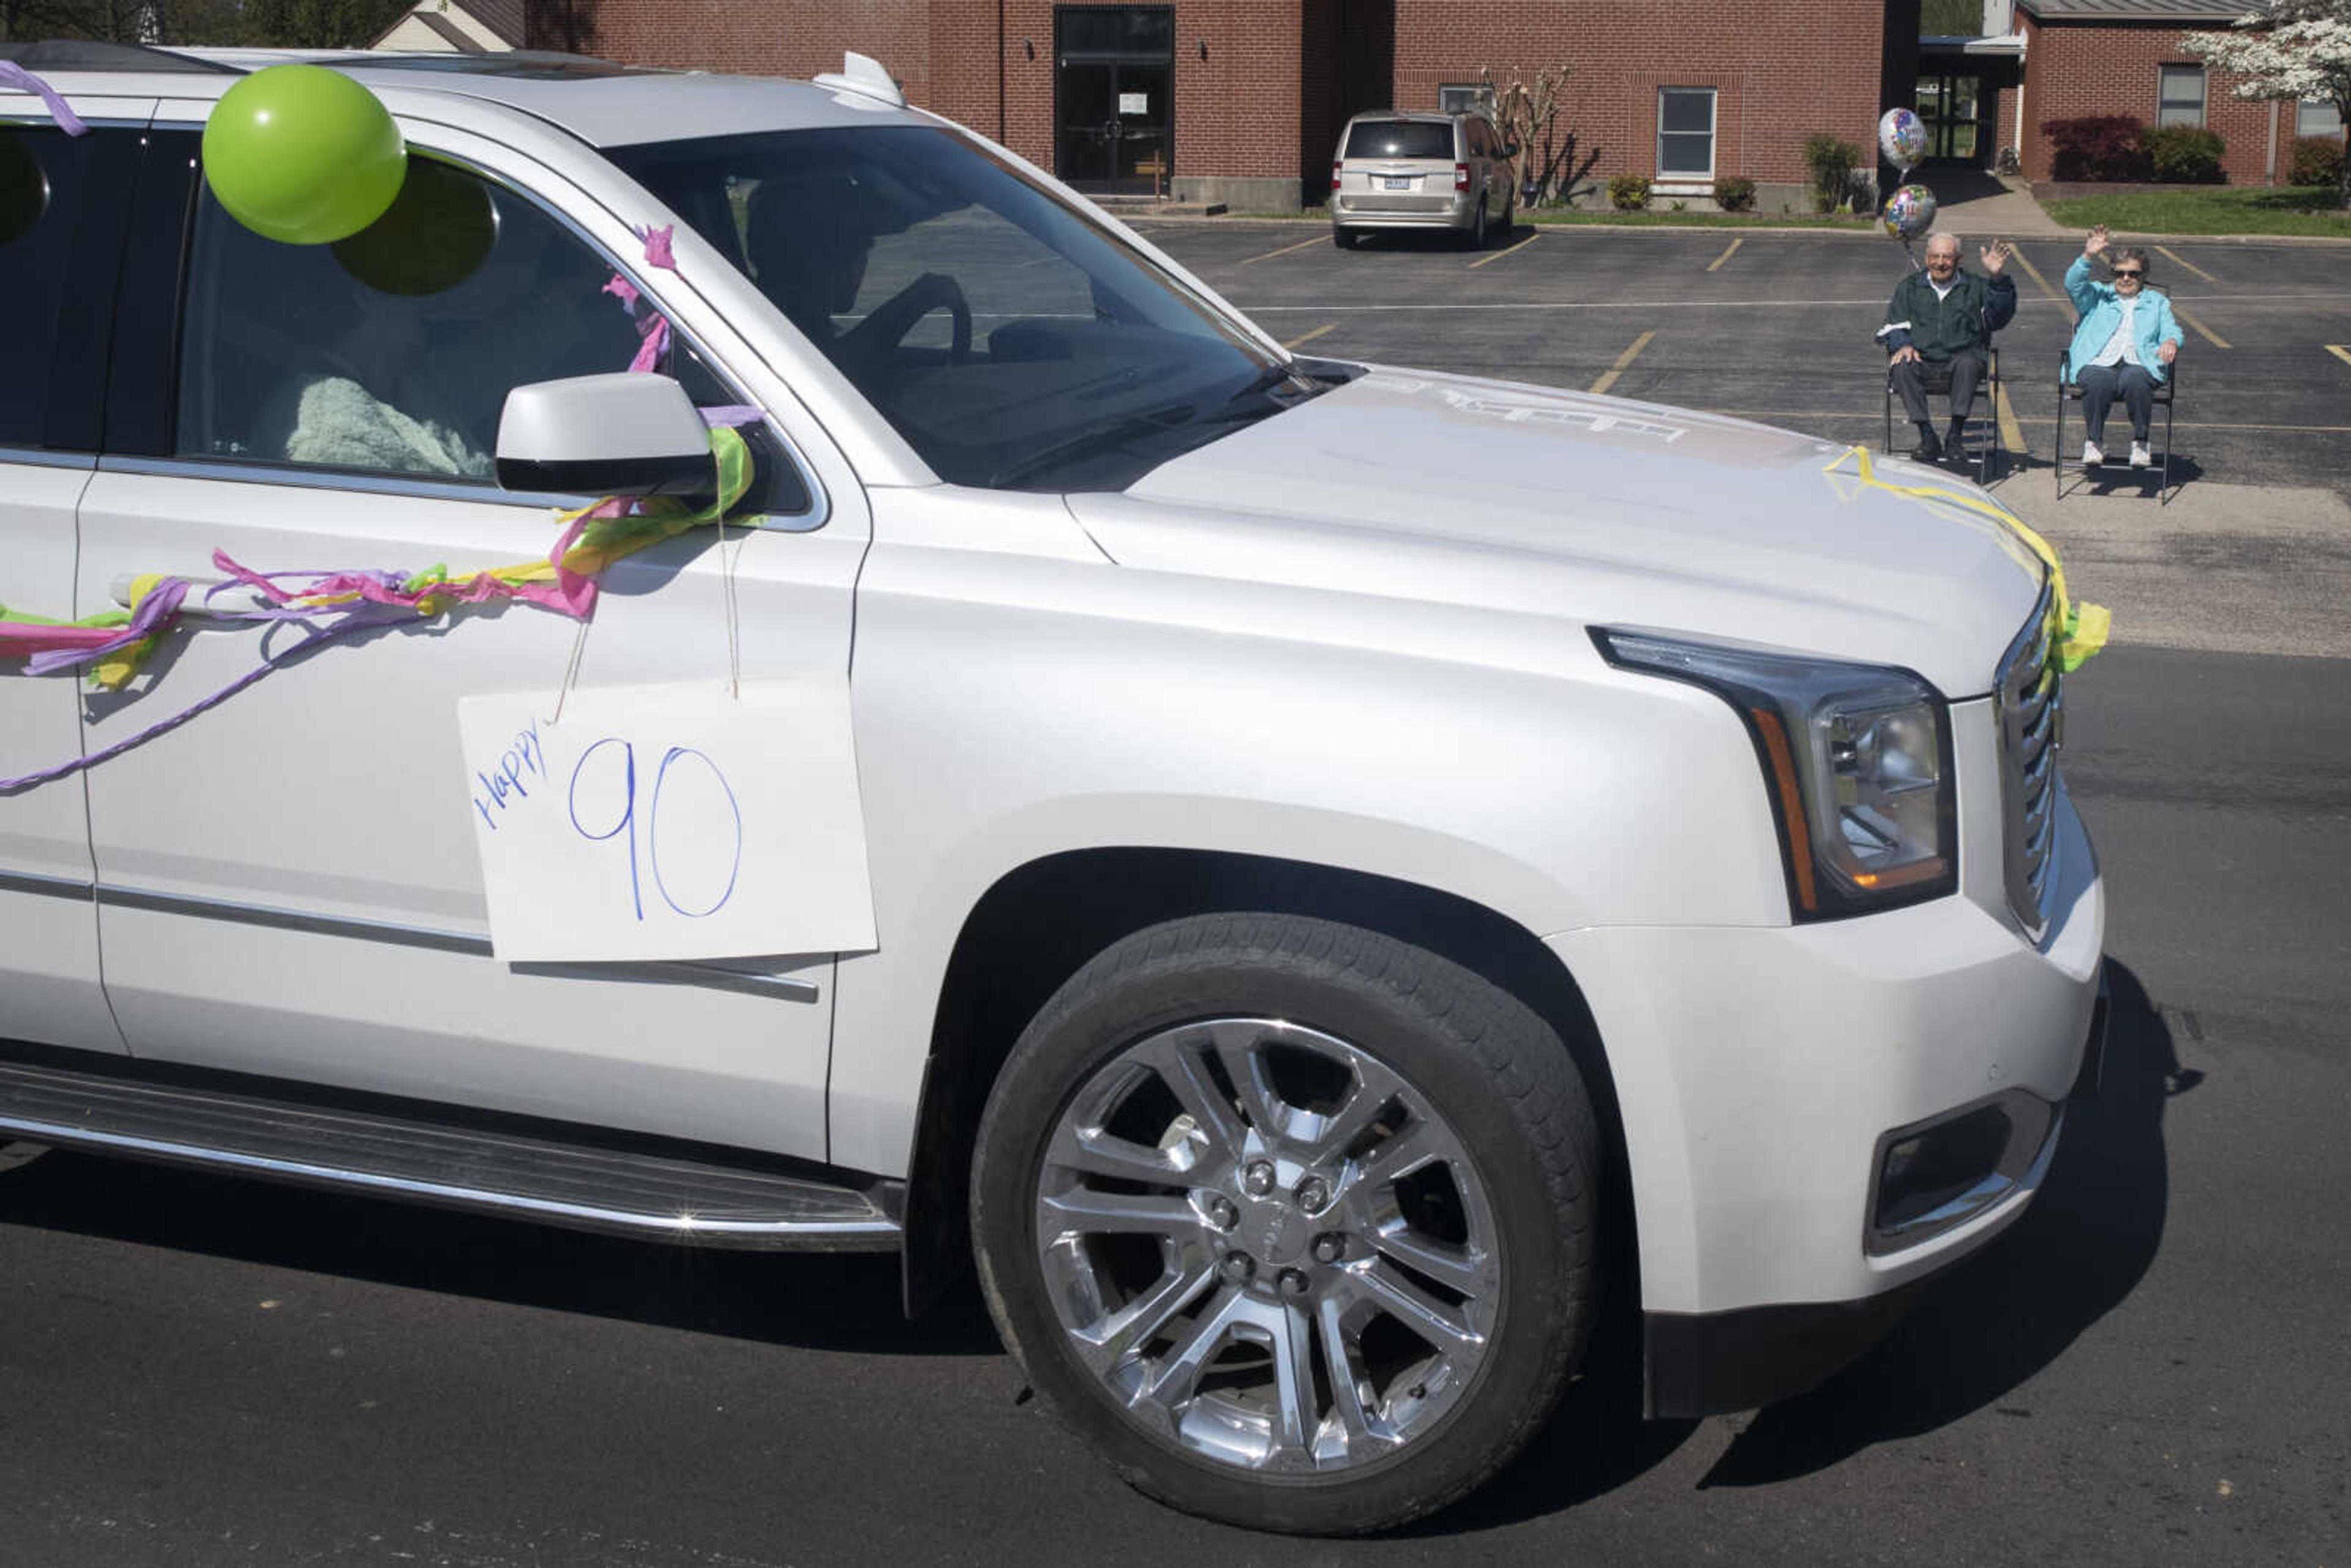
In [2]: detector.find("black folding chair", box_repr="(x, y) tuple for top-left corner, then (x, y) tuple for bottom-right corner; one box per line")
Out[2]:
(1883, 347), (2003, 484)
(2056, 350), (2178, 503)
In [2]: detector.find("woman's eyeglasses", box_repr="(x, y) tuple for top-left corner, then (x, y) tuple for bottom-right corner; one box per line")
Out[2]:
(2112, 268), (2145, 280)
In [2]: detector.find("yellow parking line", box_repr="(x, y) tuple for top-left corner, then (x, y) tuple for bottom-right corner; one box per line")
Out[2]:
(1706, 237), (1742, 272)
(2155, 245), (2216, 283)
(1468, 229), (1539, 270)
(2009, 250), (2062, 302)
(1588, 331), (1655, 396)
(1283, 323), (1338, 350)
(2173, 306), (2231, 350)
(1996, 381), (2025, 457)
(1239, 234), (1329, 266)
(2326, 343), (2351, 369)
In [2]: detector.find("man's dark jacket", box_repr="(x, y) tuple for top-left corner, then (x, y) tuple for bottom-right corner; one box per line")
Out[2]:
(1879, 268), (2017, 361)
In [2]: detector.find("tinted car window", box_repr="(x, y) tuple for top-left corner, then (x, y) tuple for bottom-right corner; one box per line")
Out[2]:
(1343, 121), (1454, 159)
(615, 126), (1292, 492)
(0, 124), (101, 448)
(176, 157), (646, 481)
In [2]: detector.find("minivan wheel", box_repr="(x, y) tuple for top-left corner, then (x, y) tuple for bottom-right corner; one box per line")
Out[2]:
(971, 913), (1602, 1534)
(1463, 200), (1487, 250)
(1332, 227), (1359, 250)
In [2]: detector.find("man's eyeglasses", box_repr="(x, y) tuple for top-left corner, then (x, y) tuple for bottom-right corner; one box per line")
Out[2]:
(2112, 268), (2145, 279)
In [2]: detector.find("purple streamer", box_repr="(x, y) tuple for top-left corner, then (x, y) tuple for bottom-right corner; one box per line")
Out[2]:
(0, 62), (91, 137)
(21, 578), (190, 677)
(697, 405), (763, 428)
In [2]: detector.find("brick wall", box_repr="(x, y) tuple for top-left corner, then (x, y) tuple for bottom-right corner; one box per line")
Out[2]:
(1392, 0), (1895, 189)
(2015, 12), (2287, 184)
(538, 0), (1895, 198)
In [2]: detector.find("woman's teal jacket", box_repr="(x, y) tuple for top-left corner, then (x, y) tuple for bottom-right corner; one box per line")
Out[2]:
(2065, 256), (2183, 384)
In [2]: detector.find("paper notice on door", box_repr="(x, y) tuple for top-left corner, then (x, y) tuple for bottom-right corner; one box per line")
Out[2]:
(1119, 91), (1149, 114)
(457, 678), (876, 963)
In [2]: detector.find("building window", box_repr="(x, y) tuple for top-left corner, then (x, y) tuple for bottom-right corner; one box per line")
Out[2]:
(1658, 87), (1716, 178)
(1439, 83), (1491, 115)
(2300, 99), (2344, 140)
(2156, 64), (2205, 128)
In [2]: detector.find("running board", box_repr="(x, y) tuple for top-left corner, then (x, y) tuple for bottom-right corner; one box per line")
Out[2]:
(0, 1060), (901, 1252)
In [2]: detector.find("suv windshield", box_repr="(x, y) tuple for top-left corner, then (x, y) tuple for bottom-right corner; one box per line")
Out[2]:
(612, 126), (1307, 492)
(1343, 121), (1455, 159)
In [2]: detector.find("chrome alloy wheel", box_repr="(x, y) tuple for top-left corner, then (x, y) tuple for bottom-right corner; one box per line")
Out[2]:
(1032, 1016), (1501, 1474)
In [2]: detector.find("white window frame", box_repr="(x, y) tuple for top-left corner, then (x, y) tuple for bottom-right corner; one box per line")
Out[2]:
(2298, 98), (2344, 140)
(1656, 86), (1717, 182)
(1439, 83), (1493, 116)
(2156, 64), (2206, 129)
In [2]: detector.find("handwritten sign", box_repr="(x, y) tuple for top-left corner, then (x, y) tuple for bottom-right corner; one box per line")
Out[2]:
(457, 679), (876, 963)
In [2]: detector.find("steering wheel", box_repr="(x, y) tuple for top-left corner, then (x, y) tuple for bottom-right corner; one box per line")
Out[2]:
(840, 271), (972, 369)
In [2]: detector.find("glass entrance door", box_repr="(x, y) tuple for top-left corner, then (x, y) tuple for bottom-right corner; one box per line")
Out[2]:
(1914, 73), (1984, 163)
(1055, 6), (1174, 194)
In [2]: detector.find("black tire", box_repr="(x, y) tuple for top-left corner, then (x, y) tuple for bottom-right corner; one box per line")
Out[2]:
(1461, 200), (1487, 251)
(971, 912), (1603, 1535)
(1498, 194), (1515, 242)
(1332, 227), (1359, 250)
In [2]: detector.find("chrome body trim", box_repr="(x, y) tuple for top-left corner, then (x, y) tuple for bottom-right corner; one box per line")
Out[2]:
(1866, 1089), (2060, 1255)
(0, 447), (99, 471)
(94, 883), (822, 1000)
(0, 1114), (899, 1247)
(1993, 584), (2063, 942)
(0, 869), (97, 901)
(96, 453), (595, 511)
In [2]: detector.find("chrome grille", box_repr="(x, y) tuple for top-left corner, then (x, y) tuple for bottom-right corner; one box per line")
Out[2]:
(1995, 588), (2063, 937)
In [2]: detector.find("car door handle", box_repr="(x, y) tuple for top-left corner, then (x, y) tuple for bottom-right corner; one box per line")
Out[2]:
(110, 574), (276, 619)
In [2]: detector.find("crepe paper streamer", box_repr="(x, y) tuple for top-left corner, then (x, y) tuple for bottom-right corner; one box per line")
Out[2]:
(0, 62), (90, 137)
(637, 223), (677, 271)
(699, 405), (763, 428)
(1823, 446), (2110, 673)
(0, 429), (754, 791)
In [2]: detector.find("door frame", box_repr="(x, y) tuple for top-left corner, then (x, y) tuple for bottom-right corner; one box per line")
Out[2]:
(1051, 3), (1177, 195)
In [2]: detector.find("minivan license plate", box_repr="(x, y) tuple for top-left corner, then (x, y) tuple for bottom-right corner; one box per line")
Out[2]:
(1382, 176), (1413, 190)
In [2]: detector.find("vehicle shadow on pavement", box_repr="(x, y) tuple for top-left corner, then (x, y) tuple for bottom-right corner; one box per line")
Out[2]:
(1693, 958), (2186, 1488)
(0, 1155), (1006, 1357)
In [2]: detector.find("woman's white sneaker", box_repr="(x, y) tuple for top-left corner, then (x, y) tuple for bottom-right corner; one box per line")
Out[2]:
(2129, 441), (2153, 468)
(2082, 440), (2105, 465)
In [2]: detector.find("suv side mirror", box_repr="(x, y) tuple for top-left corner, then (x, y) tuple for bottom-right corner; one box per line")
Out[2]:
(496, 373), (715, 498)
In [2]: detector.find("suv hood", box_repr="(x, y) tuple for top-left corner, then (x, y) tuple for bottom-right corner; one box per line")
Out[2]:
(1067, 367), (2047, 696)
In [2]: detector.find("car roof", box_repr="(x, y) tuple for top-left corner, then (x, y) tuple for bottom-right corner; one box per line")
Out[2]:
(1, 42), (932, 147)
(1346, 110), (1463, 124)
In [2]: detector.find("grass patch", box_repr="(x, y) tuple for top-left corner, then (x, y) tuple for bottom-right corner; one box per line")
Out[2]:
(2042, 186), (2351, 238)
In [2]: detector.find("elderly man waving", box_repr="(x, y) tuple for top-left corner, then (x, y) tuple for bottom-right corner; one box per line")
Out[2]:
(1877, 230), (2017, 465)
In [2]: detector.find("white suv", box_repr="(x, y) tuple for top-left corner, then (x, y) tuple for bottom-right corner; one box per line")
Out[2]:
(0, 43), (2104, 1536)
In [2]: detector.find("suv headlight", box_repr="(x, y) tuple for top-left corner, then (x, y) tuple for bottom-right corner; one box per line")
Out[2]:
(1593, 628), (1957, 920)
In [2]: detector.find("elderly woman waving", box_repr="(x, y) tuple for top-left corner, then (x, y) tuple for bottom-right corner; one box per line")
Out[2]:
(2065, 225), (2183, 468)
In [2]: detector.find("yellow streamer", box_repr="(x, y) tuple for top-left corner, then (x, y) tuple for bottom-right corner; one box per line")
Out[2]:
(1823, 446), (2110, 673)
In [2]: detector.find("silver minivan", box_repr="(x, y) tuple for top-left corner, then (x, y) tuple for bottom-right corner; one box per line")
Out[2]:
(1330, 110), (1517, 249)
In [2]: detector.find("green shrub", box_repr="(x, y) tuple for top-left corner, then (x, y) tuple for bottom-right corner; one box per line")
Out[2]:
(1712, 174), (1757, 212)
(1801, 133), (1862, 212)
(2289, 135), (2345, 189)
(1608, 172), (1651, 211)
(2143, 124), (2226, 183)
(2042, 114), (2150, 181)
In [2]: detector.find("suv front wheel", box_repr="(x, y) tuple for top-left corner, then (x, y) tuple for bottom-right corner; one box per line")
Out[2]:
(971, 912), (1603, 1533)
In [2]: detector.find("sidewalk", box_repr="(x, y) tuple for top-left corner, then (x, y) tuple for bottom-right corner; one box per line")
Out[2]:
(1916, 168), (2074, 240)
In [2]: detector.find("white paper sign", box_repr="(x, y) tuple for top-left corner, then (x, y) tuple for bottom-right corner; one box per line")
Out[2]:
(1119, 91), (1149, 114)
(457, 679), (876, 963)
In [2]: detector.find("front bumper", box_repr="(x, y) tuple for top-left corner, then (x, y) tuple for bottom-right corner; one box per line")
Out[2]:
(1550, 734), (2104, 1409)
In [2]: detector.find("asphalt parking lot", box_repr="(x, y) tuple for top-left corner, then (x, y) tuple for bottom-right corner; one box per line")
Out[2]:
(1131, 219), (2351, 500)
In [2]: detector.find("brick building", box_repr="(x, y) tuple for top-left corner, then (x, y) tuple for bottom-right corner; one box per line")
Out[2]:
(2011, 0), (2334, 186)
(530, 0), (1921, 211)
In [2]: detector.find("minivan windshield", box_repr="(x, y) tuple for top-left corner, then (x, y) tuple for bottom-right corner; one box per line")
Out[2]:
(611, 126), (1314, 492)
(1342, 121), (1455, 159)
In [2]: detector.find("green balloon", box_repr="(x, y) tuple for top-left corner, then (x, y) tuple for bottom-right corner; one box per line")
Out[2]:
(202, 64), (406, 246)
(333, 157), (498, 296)
(0, 129), (48, 248)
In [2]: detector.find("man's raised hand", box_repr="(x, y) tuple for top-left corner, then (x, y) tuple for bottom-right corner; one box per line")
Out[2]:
(1980, 240), (2012, 275)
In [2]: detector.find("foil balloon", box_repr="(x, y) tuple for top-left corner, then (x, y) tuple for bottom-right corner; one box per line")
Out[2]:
(202, 64), (407, 246)
(1881, 182), (1937, 241)
(1878, 107), (1929, 175)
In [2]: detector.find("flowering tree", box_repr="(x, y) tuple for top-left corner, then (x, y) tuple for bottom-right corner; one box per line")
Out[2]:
(2187, 0), (2351, 205)
(1479, 64), (1595, 206)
